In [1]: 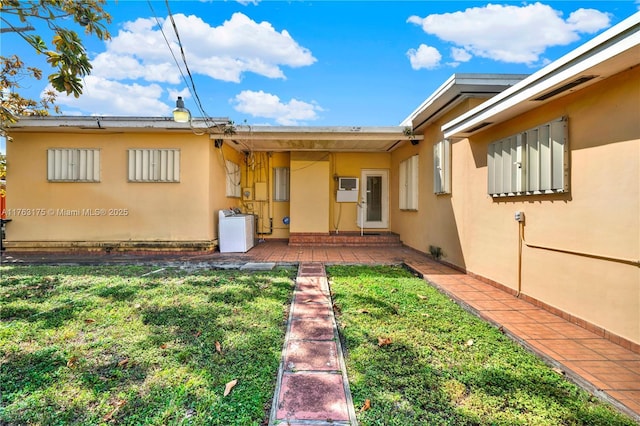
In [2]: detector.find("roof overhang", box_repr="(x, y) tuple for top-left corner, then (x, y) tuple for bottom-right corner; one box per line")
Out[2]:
(214, 125), (420, 152)
(400, 73), (528, 132)
(442, 13), (640, 139)
(8, 117), (420, 152)
(7, 116), (231, 133)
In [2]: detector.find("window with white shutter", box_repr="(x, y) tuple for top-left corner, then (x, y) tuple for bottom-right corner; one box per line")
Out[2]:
(488, 117), (568, 197)
(399, 155), (419, 210)
(128, 149), (180, 182)
(225, 160), (241, 197)
(273, 167), (290, 201)
(434, 139), (451, 194)
(48, 149), (100, 182)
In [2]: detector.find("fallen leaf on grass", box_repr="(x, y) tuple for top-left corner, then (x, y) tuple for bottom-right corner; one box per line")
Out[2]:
(378, 337), (392, 347)
(160, 343), (168, 349)
(224, 379), (238, 396)
(465, 339), (474, 347)
(390, 288), (398, 293)
(194, 331), (202, 338)
(360, 399), (371, 412)
(84, 318), (96, 324)
(552, 367), (565, 375)
(103, 399), (126, 422)
(417, 294), (428, 300)
(67, 356), (79, 368)
(215, 341), (222, 354)
(118, 358), (129, 367)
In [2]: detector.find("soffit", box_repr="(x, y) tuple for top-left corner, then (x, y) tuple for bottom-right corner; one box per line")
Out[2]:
(9, 118), (418, 152)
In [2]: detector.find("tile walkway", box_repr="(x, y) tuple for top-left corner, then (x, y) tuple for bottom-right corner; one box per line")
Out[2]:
(269, 262), (357, 425)
(2, 242), (639, 422)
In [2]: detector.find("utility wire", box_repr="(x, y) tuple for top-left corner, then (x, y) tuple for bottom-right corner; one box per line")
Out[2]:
(146, 0), (224, 132)
(163, 0), (211, 122)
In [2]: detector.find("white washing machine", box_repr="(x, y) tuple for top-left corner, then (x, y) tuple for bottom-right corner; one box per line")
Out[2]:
(218, 209), (255, 253)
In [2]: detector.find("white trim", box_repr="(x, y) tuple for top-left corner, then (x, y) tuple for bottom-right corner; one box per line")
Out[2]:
(443, 13), (640, 138)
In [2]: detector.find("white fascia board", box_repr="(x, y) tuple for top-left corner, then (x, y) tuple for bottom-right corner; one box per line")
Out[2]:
(401, 74), (458, 127)
(12, 116), (229, 131)
(442, 12), (640, 138)
(400, 74), (528, 129)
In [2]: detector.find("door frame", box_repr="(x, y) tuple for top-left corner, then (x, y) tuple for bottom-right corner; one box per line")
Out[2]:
(358, 169), (389, 229)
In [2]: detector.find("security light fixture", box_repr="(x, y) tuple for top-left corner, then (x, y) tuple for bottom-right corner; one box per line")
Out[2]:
(172, 96), (191, 123)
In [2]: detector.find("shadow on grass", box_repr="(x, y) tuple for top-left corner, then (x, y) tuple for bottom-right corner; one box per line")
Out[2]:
(0, 267), (295, 425)
(94, 284), (138, 301)
(0, 347), (66, 401)
(328, 265), (635, 426)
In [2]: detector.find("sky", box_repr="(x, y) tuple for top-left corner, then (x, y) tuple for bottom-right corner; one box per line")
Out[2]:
(1, 0), (639, 138)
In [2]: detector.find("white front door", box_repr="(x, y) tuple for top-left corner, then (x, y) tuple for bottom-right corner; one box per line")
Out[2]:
(357, 169), (389, 229)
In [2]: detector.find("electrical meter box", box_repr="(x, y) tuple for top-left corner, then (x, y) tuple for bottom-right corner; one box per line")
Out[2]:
(336, 177), (359, 202)
(254, 182), (268, 201)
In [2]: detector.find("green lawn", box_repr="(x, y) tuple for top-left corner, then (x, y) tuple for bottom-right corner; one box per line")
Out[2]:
(1, 264), (634, 425)
(0, 265), (295, 425)
(328, 265), (635, 426)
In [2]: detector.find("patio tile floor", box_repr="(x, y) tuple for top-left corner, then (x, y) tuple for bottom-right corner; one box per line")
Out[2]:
(3, 241), (639, 422)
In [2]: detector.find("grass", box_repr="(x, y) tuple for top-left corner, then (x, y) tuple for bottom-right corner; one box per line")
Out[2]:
(0, 265), (295, 425)
(328, 265), (635, 426)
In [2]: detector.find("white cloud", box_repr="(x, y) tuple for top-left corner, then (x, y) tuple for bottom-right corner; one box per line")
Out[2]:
(48, 76), (171, 116)
(566, 8), (612, 33)
(450, 47), (472, 63)
(99, 12), (316, 84)
(231, 90), (323, 125)
(408, 3), (611, 65)
(91, 52), (181, 84)
(406, 44), (442, 70)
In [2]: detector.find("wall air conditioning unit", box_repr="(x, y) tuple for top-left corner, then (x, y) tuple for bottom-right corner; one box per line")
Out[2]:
(336, 177), (359, 202)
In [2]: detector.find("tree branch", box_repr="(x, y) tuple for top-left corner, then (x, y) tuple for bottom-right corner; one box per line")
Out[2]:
(0, 25), (35, 33)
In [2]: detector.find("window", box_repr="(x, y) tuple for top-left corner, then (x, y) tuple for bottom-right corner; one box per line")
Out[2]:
(434, 139), (450, 194)
(226, 160), (241, 197)
(488, 117), (568, 197)
(128, 149), (180, 182)
(273, 167), (290, 201)
(399, 155), (419, 210)
(48, 148), (100, 182)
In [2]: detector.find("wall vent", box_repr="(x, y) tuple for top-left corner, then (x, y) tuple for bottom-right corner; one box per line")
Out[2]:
(533, 75), (597, 101)
(467, 122), (493, 133)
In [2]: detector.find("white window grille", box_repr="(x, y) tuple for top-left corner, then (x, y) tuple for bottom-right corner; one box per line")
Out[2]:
(434, 139), (451, 194)
(47, 148), (100, 182)
(273, 167), (290, 201)
(226, 160), (241, 197)
(488, 117), (568, 197)
(128, 149), (180, 182)
(399, 155), (419, 210)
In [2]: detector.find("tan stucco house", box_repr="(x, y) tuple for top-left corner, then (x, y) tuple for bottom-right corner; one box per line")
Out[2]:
(4, 14), (639, 350)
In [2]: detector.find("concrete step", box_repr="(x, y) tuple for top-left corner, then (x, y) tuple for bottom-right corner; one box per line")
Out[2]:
(289, 232), (401, 247)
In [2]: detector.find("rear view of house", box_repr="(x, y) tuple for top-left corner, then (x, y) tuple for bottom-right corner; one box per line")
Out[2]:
(4, 14), (639, 352)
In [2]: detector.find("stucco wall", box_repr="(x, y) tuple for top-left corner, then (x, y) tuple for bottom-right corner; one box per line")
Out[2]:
(290, 152), (330, 233)
(391, 99), (480, 264)
(396, 66), (639, 344)
(6, 131), (233, 245)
